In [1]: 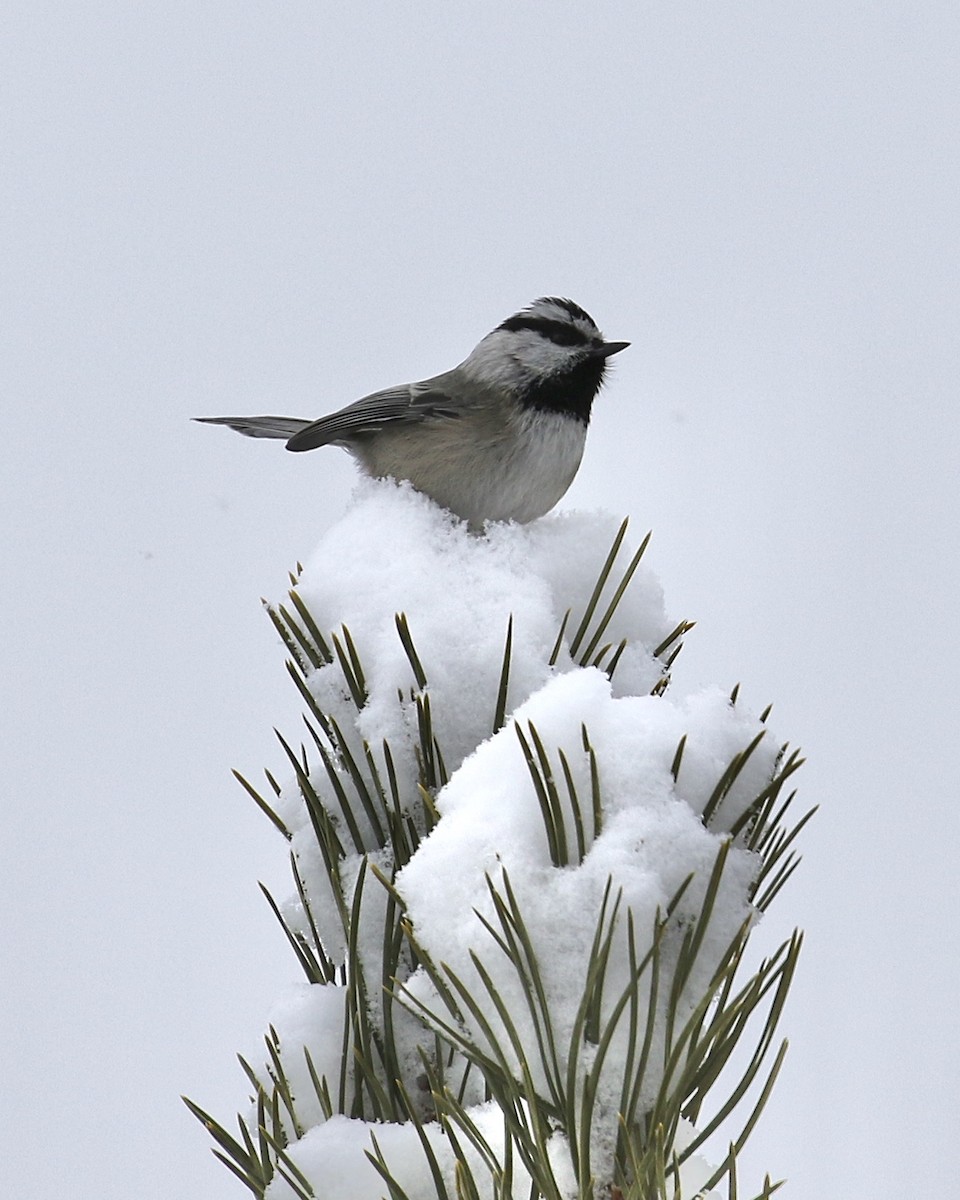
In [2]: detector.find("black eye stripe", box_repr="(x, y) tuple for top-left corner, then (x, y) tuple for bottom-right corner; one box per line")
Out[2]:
(497, 315), (594, 348)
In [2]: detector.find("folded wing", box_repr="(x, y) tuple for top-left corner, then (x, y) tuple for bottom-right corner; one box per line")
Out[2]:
(285, 380), (461, 452)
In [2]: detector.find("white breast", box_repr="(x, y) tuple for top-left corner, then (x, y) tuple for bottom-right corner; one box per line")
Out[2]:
(476, 408), (587, 525)
(352, 407), (588, 528)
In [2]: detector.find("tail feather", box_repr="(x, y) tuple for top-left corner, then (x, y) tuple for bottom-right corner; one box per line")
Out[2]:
(193, 415), (311, 440)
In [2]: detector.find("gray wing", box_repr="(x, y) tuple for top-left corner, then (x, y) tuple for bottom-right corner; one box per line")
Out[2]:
(285, 377), (462, 453)
(193, 415), (312, 440)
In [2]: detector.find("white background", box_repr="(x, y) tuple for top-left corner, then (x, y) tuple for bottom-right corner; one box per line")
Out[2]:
(2, 4), (957, 1197)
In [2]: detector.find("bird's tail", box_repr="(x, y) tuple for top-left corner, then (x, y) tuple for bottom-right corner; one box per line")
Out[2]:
(193, 415), (312, 440)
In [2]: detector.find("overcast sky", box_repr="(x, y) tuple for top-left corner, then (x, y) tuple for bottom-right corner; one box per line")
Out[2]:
(2, 4), (958, 1198)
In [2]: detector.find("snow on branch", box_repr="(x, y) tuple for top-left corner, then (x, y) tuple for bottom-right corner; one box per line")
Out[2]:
(186, 478), (810, 1200)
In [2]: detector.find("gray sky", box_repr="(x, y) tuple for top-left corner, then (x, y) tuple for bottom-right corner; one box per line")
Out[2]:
(2, 4), (957, 1197)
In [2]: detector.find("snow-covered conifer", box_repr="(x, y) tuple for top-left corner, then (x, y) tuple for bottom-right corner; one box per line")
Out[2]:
(187, 480), (809, 1200)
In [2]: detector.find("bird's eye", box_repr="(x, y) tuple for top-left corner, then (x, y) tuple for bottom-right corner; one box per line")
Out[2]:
(535, 321), (589, 348)
(551, 326), (587, 347)
(498, 314), (592, 349)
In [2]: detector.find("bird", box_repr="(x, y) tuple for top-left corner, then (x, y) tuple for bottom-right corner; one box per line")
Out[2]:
(195, 297), (629, 528)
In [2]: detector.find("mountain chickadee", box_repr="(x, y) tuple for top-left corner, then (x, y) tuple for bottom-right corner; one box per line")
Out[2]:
(195, 297), (628, 528)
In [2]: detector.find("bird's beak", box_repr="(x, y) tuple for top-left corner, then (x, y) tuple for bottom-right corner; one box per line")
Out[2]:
(594, 340), (630, 359)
